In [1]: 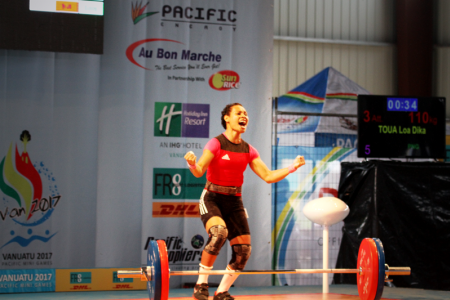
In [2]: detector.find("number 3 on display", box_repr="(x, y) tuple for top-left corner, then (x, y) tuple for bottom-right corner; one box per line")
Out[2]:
(365, 145), (370, 155)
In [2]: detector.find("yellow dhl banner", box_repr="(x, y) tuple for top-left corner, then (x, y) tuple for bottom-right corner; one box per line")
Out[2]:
(55, 268), (146, 292)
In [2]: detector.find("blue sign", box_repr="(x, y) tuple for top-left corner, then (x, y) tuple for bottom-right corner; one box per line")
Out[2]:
(315, 133), (357, 148)
(0, 269), (55, 293)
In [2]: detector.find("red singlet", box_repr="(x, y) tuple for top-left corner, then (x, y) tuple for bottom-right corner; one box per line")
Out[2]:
(204, 133), (259, 187)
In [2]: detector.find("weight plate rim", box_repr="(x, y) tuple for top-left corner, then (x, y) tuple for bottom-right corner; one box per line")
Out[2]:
(147, 240), (162, 300)
(157, 240), (170, 300)
(372, 238), (385, 300)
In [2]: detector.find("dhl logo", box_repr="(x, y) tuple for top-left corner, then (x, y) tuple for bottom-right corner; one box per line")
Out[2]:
(114, 284), (133, 289)
(56, 1), (79, 12)
(71, 285), (91, 290)
(153, 202), (199, 218)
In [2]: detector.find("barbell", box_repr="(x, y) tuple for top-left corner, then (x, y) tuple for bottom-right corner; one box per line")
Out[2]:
(118, 238), (410, 300)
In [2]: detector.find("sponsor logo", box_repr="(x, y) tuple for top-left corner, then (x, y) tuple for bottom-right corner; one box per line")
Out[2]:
(154, 102), (209, 138)
(160, 143), (203, 150)
(126, 39), (222, 71)
(71, 285), (91, 290)
(153, 168), (205, 199)
(113, 284), (133, 289)
(132, 1), (159, 24)
(0, 131), (61, 260)
(209, 70), (240, 91)
(152, 202), (199, 218)
(144, 236), (203, 268)
(162, 5), (236, 23)
(70, 272), (91, 284)
(113, 271), (133, 283)
(56, 1), (78, 12)
(221, 154), (230, 160)
(191, 235), (204, 249)
(161, 4), (237, 30)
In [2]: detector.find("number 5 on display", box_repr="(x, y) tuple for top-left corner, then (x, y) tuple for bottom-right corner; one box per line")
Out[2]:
(365, 145), (370, 155)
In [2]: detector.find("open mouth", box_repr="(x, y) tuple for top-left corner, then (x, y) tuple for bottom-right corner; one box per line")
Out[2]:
(239, 120), (247, 127)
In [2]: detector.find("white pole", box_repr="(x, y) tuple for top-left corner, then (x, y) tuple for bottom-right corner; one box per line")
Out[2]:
(323, 225), (329, 294)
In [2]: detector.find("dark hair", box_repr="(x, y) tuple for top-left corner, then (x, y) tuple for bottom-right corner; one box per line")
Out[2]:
(221, 103), (243, 129)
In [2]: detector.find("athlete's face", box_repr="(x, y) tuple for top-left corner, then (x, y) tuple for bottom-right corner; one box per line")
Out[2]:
(226, 105), (248, 133)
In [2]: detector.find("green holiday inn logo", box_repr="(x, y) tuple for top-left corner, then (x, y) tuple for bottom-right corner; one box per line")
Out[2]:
(154, 102), (209, 138)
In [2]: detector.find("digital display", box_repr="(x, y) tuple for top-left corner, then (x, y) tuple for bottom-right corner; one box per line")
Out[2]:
(387, 98), (418, 112)
(357, 95), (446, 158)
(0, 1), (103, 54)
(29, 0), (104, 16)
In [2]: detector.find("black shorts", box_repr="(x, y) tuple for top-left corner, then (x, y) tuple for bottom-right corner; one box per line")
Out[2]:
(199, 189), (250, 241)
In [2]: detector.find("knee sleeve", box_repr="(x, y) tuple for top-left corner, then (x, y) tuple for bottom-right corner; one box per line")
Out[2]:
(229, 244), (251, 270)
(204, 225), (228, 256)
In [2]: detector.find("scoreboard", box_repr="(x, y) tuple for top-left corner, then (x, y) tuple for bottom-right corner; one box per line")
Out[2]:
(0, 0), (104, 54)
(30, 0), (104, 16)
(357, 95), (446, 158)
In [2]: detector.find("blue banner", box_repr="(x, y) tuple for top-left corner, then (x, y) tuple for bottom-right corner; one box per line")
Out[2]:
(0, 269), (55, 293)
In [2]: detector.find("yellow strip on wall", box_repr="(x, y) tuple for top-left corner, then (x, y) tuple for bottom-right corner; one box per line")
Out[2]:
(55, 268), (146, 292)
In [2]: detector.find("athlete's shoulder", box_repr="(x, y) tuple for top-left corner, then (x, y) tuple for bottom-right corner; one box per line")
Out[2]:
(205, 137), (221, 155)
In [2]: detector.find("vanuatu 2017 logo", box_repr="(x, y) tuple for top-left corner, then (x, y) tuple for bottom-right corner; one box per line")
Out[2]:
(0, 131), (61, 249)
(132, 1), (158, 24)
(154, 102), (210, 138)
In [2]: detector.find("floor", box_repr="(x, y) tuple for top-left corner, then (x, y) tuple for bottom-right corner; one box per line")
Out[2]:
(1, 285), (449, 300)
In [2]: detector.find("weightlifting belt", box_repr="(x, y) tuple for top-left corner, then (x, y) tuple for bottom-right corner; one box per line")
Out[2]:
(205, 180), (242, 195)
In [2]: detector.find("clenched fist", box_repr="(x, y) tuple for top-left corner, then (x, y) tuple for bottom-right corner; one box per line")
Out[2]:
(293, 155), (305, 169)
(184, 151), (197, 166)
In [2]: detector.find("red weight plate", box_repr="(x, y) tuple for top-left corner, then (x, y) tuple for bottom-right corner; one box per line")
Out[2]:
(357, 238), (379, 300)
(157, 240), (170, 300)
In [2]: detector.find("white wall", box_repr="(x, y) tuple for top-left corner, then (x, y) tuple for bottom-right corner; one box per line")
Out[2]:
(273, 41), (396, 96)
(274, 0), (395, 42)
(273, 0), (396, 97)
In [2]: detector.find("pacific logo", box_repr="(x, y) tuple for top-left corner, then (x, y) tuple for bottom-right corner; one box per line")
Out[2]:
(132, 1), (158, 24)
(0, 130), (60, 249)
(209, 70), (240, 91)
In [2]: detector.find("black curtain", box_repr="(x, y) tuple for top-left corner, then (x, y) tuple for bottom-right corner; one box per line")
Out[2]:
(333, 161), (450, 290)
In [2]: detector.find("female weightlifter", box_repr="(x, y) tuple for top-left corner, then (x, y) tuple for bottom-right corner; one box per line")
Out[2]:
(184, 103), (305, 300)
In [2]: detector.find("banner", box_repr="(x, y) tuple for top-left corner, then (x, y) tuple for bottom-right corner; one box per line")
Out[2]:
(55, 268), (146, 292)
(0, 0), (273, 289)
(0, 269), (55, 293)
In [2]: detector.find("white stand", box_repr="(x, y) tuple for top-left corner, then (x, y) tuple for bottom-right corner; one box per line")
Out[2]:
(302, 197), (349, 295)
(322, 225), (329, 294)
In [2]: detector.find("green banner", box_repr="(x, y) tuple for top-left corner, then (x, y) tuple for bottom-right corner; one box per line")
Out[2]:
(153, 168), (206, 199)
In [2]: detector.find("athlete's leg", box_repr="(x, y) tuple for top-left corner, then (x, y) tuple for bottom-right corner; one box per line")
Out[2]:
(195, 191), (229, 300)
(200, 217), (228, 267)
(215, 235), (251, 294)
(195, 218), (228, 299)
